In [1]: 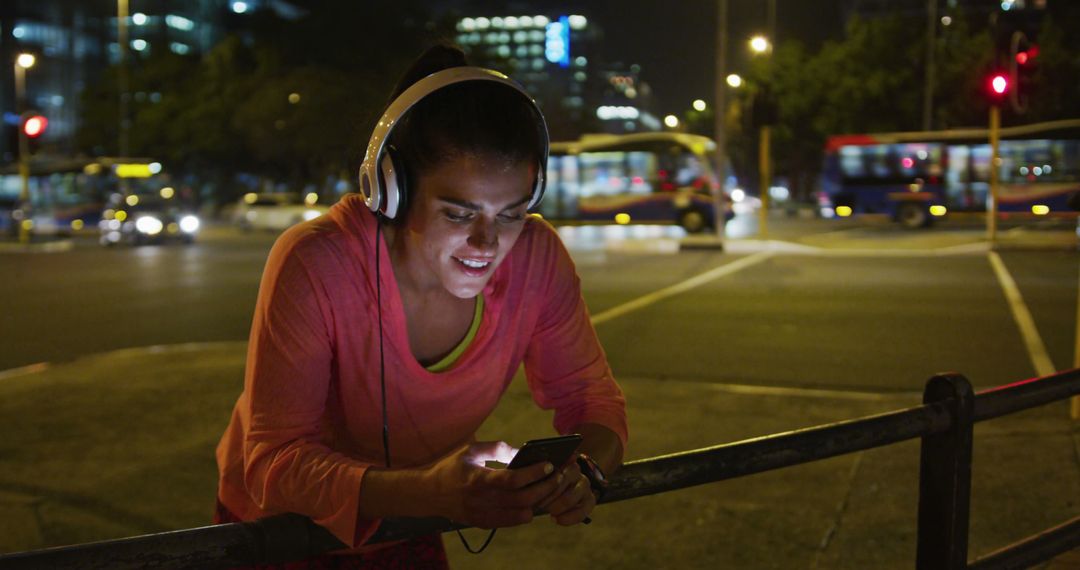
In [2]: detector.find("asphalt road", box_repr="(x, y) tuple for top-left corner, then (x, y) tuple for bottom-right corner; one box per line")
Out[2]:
(2, 216), (1076, 392)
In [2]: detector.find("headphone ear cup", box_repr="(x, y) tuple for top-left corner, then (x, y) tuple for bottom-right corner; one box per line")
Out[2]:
(528, 159), (546, 210)
(380, 150), (407, 220)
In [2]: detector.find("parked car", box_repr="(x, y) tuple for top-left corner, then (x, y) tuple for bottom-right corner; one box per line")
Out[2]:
(99, 193), (200, 246)
(232, 192), (330, 232)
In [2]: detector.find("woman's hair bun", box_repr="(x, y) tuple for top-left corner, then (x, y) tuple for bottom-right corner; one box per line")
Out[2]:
(387, 45), (470, 104)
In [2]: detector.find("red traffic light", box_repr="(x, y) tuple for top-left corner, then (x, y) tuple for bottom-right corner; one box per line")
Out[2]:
(22, 115), (48, 138)
(1015, 51), (1029, 65)
(990, 74), (1009, 96)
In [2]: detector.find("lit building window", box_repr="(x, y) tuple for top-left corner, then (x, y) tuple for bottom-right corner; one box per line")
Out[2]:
(132, 39), (148, 51)
(132, 12), (148, 25)
(519, 16), (533, 27)
(492, 17), (504, 29)
(475, 17), (490, 29)
(534, 16), (550, 27)
(513, 31), (527, 43)
(497, 45), (510, 57)
(504, 16), (519, 29)
(166, 15), (195, 31)
(568, 15), (588, 30)
(170, 42), (190, 55)
(529, 30), (544, 42)
(575, 56), (587, 67)
(231, 1), (249, 14)
(13, 26), (26, 38)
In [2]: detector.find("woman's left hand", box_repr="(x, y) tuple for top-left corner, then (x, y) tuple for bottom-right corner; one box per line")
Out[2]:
(536, 460), (595, 525)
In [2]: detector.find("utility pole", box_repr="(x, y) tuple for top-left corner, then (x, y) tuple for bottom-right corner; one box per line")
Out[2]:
(988, 104), (1000, 243)
(923, 0), (937, 131)
(712, 0), (728, 244)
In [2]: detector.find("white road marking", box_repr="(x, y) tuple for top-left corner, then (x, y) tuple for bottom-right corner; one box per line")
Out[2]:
(590, 251), (775, 326)
(988, 251), (1057, 376)
(616, 375), (921, 401)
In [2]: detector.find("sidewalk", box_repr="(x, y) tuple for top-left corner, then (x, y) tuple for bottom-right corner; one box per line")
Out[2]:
(0, 344), (1078, 568)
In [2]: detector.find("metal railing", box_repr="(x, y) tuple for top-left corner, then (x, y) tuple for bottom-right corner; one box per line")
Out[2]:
(1, 368), (1079, 570)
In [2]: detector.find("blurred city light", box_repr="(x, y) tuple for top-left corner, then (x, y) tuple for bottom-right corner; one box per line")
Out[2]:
(930, 205), (948, 216)
(1031, 204), (1049, 215)
(71, 219), (84, 231)
(941, 16), (952, 26)
(614, 213), (631, 224)
(726, 74), (743, 88)
(160, 187), (175, 199)
(749, 35), (771, 54)
(126, 195), (140, 206)
(288, 93), (301, 104)
(132, 12), (148, 25)
(990, 74), (1009, 95)
(244, 192), (258, 204)
(835, 206), (853, 217)
(231, 2), (249, 14)
(136, 216), (164, 235)
(692, 99), (706, 112)
(304, 192), (319, 205)
(730, 188), (746, 202)
(663, 115), (679, 128)
(22, 115), (47, 138)
(180, 215), (200, 233)
(16, 53), (36, 69)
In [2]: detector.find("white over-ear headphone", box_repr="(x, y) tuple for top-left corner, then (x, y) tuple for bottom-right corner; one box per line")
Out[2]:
(358, 66), (550, 220)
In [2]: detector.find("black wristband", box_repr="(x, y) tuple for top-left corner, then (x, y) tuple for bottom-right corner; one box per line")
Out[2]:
(576, 453), (608, 501)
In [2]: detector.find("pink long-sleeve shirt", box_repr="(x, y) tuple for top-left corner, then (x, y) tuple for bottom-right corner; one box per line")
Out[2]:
(215, 194), (628, 549)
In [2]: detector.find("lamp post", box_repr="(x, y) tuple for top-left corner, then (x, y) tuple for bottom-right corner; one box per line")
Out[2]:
(15, 52), (36, 244)
(712, 0), (729, 244)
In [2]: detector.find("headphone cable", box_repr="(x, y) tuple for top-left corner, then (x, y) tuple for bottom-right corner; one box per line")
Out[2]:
(375, 207), (495, 554)
(376, 219), (390, 469)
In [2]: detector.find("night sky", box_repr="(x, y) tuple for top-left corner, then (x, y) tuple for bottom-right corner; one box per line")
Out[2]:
(435, 0), (847, 117)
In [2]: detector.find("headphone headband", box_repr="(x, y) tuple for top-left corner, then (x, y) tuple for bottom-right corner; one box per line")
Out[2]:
(359, 66), (550, 219)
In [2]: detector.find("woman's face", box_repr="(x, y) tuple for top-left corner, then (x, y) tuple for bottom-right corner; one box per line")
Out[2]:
(396, 153), (535, 299)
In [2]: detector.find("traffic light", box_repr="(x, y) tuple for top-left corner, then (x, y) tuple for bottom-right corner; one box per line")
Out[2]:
(22, 114), (47, 138)
(987, 73), (1009, 104)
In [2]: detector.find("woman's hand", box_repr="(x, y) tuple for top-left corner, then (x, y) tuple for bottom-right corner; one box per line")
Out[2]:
(536, 460), (596, 525)
(422, 441), (562, 529)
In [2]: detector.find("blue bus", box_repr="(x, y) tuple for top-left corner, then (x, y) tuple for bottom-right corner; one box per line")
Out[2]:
(540, 132), (733, 233)
(0, 157), (173, 237)
(819, 119), (1080, 228)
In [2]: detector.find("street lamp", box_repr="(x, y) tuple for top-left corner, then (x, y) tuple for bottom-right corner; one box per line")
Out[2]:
(664, 114), (680, 129)
(692, 99), (707, 112)
(14, 52), (37, 244)
(749, 35), (771, 55)
(726, 73), (743, 88)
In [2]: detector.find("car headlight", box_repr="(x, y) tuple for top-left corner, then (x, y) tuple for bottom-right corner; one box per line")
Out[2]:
(135, 216), (164, 235)
(179, 215), (200, 233)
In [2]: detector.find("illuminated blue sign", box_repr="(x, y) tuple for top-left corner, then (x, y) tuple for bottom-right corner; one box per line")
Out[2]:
(545, 15), (570, 68)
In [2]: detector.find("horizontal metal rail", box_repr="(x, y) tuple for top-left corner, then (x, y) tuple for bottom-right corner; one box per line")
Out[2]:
(968, 515), (1080, 570)
(1, 368), (1078, 570)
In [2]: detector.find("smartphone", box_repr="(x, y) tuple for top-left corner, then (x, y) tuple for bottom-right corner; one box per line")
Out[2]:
(507, 434), (583, 470)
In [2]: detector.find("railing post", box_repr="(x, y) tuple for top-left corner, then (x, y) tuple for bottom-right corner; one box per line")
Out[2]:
(917, 373), (975, 570)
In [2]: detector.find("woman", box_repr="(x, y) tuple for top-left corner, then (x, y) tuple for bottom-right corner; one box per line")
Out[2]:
(214, 45), (628, 568)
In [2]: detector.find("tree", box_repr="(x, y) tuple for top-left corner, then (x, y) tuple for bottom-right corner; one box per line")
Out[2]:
(76, 0), (448, 206)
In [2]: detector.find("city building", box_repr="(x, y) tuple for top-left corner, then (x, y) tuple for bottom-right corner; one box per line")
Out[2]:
(452, 11), (660, 139)
(0, 0), (297, 162)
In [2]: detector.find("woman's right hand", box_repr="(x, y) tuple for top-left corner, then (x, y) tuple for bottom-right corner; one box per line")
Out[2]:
(423, 441), (562, 529)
